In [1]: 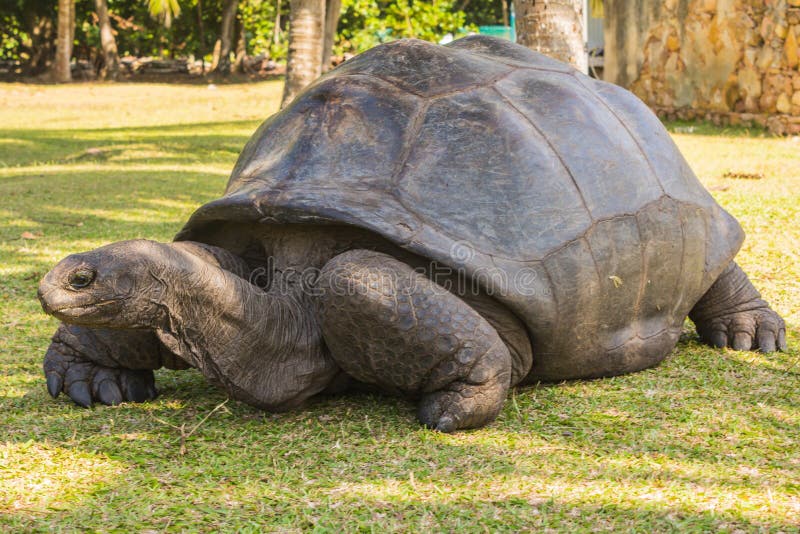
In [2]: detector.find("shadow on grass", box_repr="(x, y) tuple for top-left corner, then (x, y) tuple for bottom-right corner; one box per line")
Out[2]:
(663, 120), (776, 138)
(3, 372), (798, 530)
(5, 74), (284, 86)
(0, 168), (225, 242)
(0, 120), (261, 168)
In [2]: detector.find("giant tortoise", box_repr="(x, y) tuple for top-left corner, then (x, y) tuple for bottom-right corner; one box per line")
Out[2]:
(37, 36), (786, 432)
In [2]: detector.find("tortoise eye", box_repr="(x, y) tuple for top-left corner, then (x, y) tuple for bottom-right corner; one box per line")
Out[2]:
(68, 269), (95, 289)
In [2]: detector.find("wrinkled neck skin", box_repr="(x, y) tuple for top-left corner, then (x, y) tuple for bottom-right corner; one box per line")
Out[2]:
(153, 241), (340, 410)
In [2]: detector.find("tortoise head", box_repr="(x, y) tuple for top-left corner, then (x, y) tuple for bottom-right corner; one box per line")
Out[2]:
(38, 239), (173, 328)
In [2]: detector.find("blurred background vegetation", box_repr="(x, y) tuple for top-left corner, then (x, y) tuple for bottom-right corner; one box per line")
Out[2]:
(0, 0), (510, 78)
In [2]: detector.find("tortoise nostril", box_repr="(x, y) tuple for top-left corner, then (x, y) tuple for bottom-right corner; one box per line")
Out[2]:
(68, 269), (96, 289)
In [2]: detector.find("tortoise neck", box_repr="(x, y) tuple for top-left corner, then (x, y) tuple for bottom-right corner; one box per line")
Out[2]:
(153, 246), (338, 409)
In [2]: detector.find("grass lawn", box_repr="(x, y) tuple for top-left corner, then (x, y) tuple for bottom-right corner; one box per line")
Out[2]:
(0, 82), (798, 532)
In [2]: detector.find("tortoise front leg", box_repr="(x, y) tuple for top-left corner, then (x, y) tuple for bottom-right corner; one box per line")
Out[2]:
(690, 261), (787, 352)
(318, 250), (513, 432)
(44, 323), (186, 407)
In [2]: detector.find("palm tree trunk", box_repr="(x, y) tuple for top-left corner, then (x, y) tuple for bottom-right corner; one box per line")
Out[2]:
(273, 0), (282, 45)
(281, 0), (325, 107)
(95, 0), (120, 80)
(211, 0), (239, 74)
(54, 0), (74, 82)
(321, 0), (340, 73)
(513, 0), (586, 73)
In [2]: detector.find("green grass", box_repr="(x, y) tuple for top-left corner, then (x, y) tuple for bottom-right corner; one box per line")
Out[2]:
(1, 82), (798, 532)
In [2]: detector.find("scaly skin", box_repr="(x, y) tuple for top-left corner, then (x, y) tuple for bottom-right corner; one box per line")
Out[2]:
(319, 250), (514, 432)
(690, 261), (786, 352)
(43, 324), (169, 406)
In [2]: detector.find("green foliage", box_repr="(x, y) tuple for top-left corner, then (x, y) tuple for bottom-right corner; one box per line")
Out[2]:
(238, 0), (288, 60)
(336, 0), (476, 55)
(146, 0), (182, 18)
(0, 15), (25, 60)
(383, 0), (470, 41)
(0, 0), (503, 70)
(461, 0), (507, 26)
(0, 0), (55, 64)
(145, 0), (182, 29)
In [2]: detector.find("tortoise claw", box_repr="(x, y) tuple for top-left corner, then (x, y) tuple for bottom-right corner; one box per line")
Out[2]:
(121, 371), (157, 403)
(46, 373), (63, 398)
(67, 380), (93, 408)
(94, 379), (123, 406)
(44, 339), (157, 407)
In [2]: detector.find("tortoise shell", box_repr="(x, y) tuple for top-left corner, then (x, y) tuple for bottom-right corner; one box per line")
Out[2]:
(177, 36), (743, 381)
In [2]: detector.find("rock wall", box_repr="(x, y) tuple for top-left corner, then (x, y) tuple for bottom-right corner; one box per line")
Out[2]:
(604, 0), (800, 134)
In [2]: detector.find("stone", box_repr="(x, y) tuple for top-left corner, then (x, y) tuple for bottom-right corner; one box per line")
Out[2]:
(701, 0), (716, 12)
(767, 116), (787, 134)
(744, 46), (758, 66)
(665, 52), (683, 75)
(738, 67), (763, 97)
(757, 46), (775, 69)
(744, 95), (760, 112)
(759, 92), (777, 112)
(724, 81), (741, 109)
(667, 35), (681, 51)
(785, 27), (799, 67)
(605, 0), (800, 131)
(761, 16), (775, 40)
(776, 92), (792, 112)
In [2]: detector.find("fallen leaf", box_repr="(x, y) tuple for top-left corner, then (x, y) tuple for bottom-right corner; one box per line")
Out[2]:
(723, 171), (763, 180)
(20, 231), (38, 240)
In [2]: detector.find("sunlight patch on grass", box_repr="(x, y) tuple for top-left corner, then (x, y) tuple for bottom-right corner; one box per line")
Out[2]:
(0, 162), (232, 178)
(329, 468), (798, 524)
(0, 82), (283, 130)
(0, 441), (126, 515)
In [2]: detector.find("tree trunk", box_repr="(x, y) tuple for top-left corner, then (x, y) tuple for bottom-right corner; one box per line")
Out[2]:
(513, 0), (586, 73)
(197, 0), (206, 74)
(273, 0), (282, 45)
(281, 0), (325, 107)
(54, 0), (74, 82)
(321, 0), (341, 72)
(23, 13), (55, 76)
(233, 17), (247, 73)
(94, 0), (120, 80)
(211, 0), (239, 74)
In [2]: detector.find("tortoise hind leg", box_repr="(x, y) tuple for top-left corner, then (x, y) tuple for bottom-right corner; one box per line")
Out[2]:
(318, 250), (513, 432)
(690, 261), (787, 352)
